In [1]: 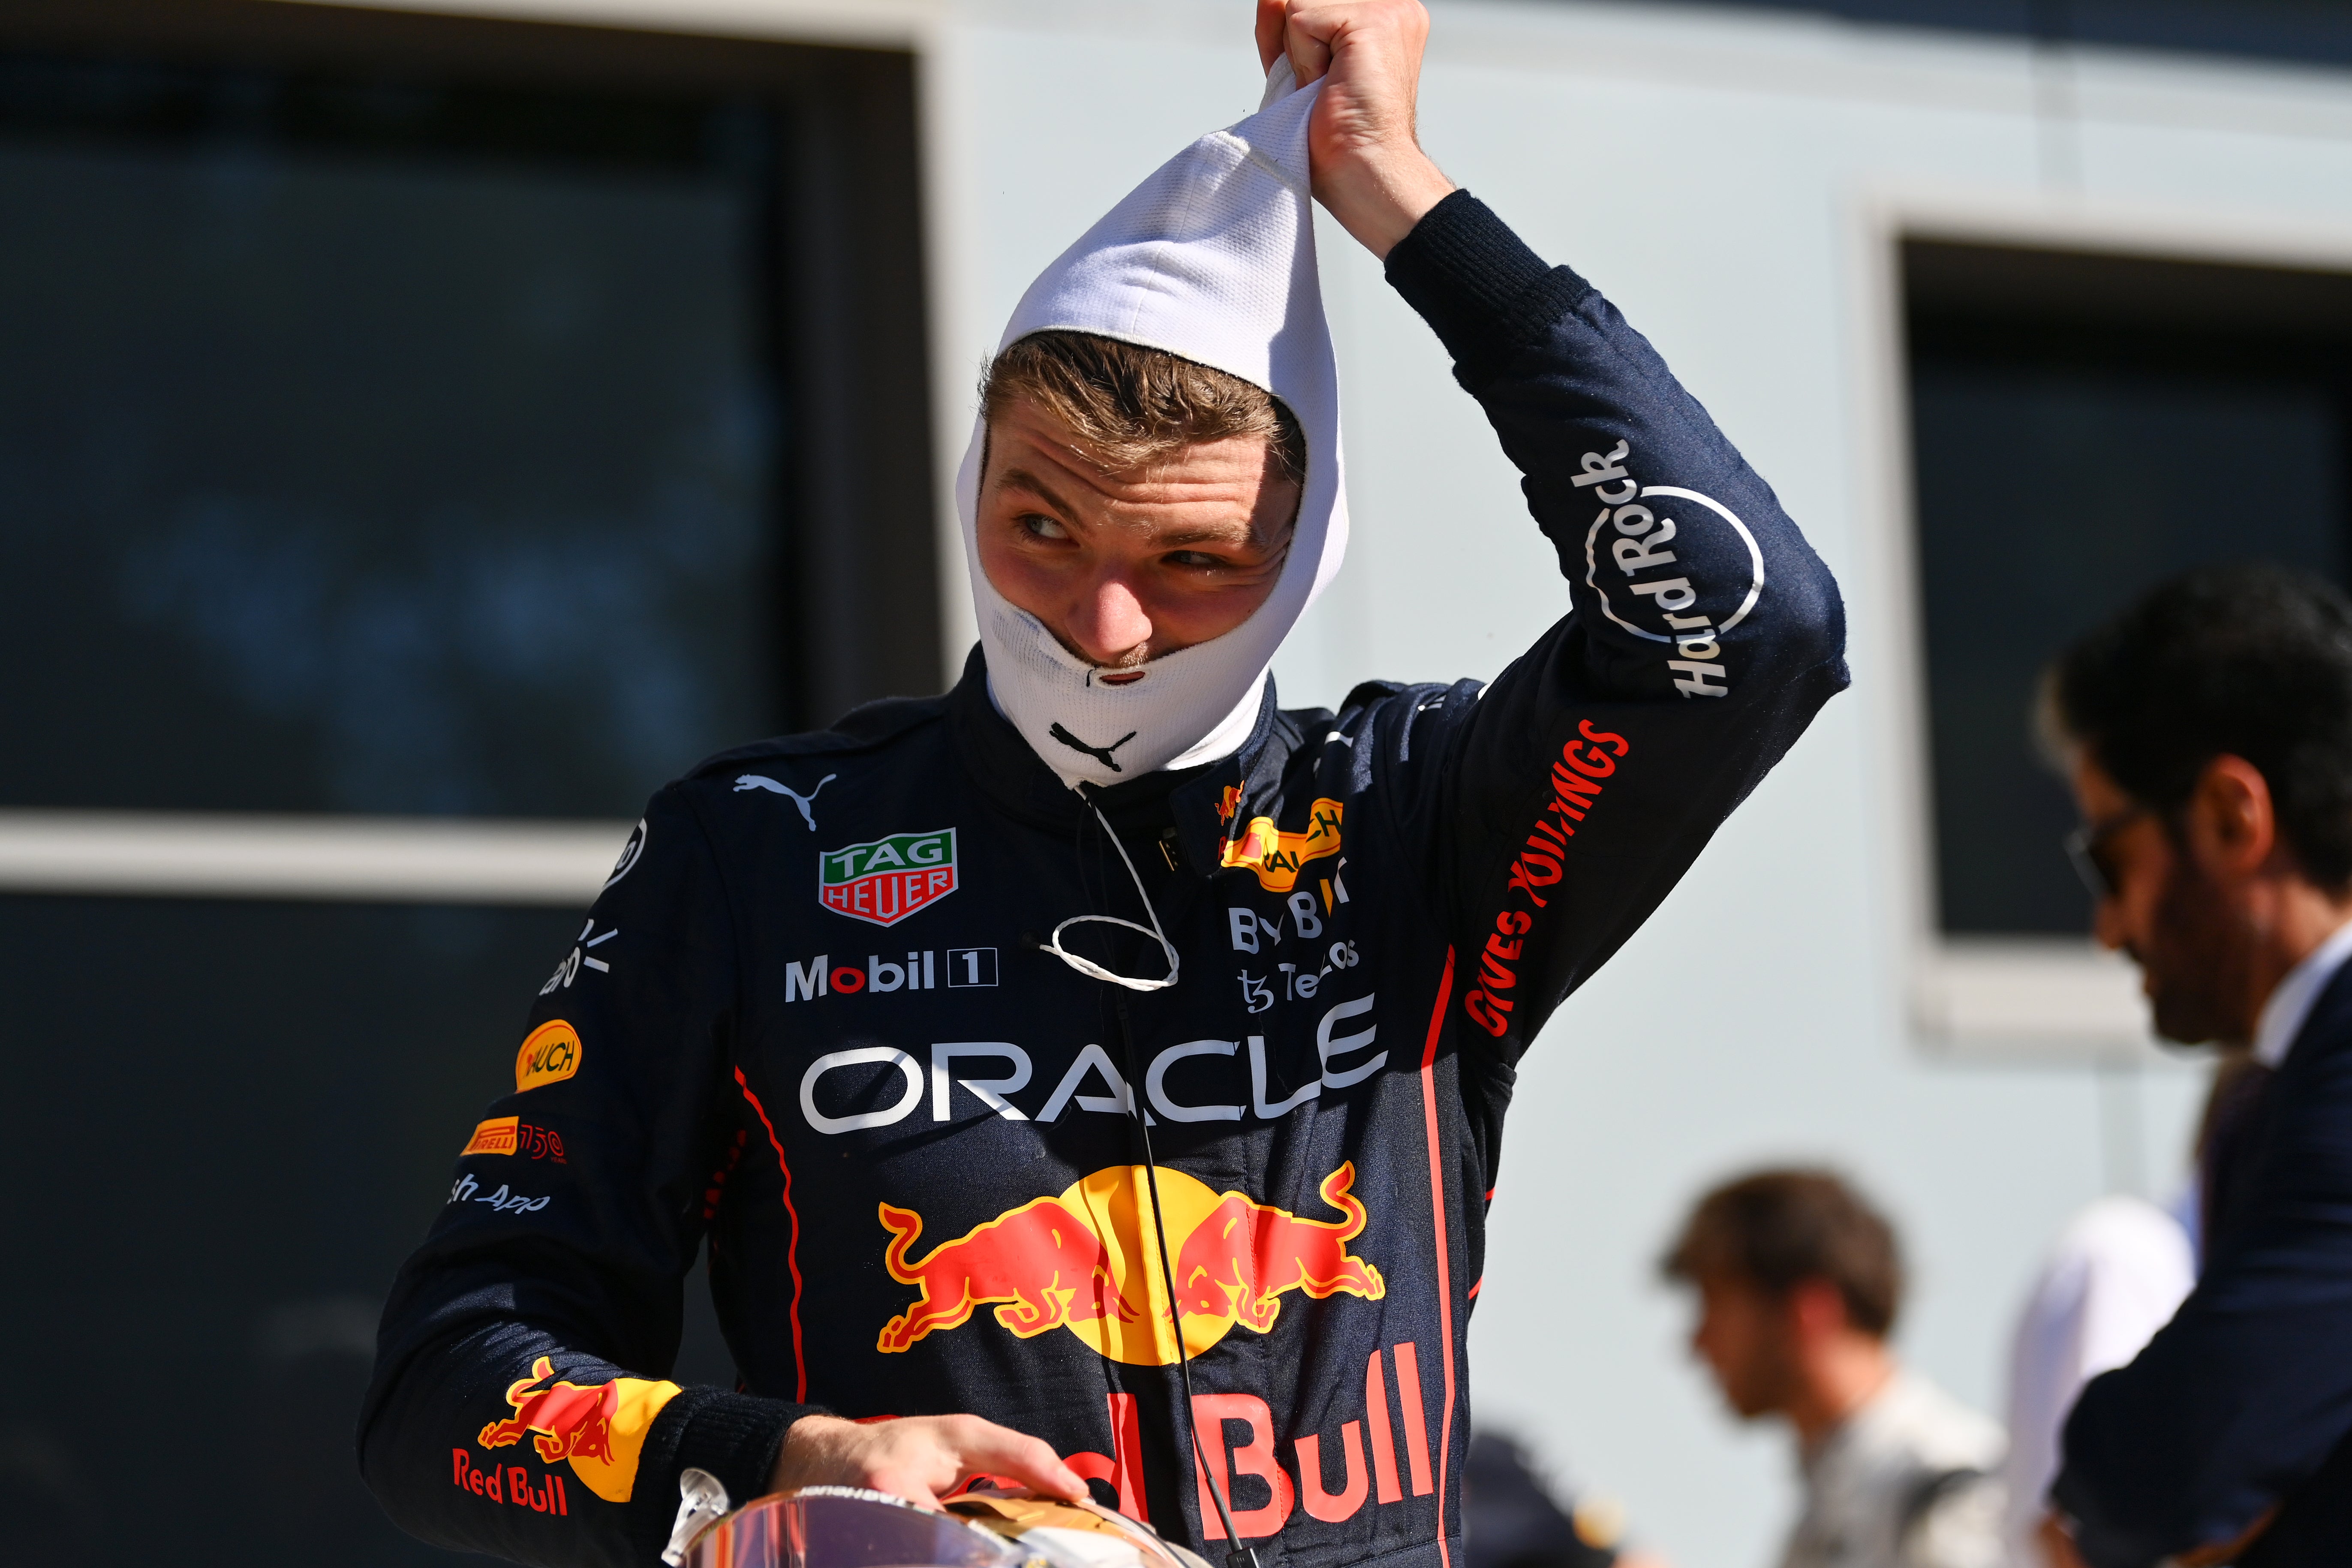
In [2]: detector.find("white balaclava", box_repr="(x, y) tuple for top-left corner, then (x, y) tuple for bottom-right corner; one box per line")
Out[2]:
(957, 61), (1348, 789)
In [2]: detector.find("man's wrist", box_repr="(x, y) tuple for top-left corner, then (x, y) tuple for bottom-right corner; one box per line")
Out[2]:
(629, 1390), (821, 1563)
(768, 1412), (854, 1493)
(1383, 190), (1593, 389)
(1321, 145), (1454, 259)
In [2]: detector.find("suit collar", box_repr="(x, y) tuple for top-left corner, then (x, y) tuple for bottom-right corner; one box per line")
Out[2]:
(2253, 916), (2352, 1068)
(946, 644), (1276, 869)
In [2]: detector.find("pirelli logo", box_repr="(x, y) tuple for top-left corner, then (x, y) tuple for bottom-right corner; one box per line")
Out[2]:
(463, 1117), (520, 1156)
(460, 1116), (568, 1162)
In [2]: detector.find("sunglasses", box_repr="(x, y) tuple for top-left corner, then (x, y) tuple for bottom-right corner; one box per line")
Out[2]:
(2064, 806), (2151, 902)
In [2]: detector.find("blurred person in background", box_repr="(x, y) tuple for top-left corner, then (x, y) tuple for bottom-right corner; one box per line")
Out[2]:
(1462, 1432), (1669, 1568)
(2038, 566), (2352, 1568)
(1661, 1169), (2005, 1568)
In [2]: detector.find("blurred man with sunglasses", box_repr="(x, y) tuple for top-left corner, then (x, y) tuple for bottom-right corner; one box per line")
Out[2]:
(2037, 565), (2352, 1568)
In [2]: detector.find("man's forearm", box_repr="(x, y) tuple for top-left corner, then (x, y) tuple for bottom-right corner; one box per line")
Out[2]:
(1320, 144), (1454, 260)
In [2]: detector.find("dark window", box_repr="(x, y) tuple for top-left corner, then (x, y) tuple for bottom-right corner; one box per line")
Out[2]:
(0, 56), (782, 817)
(0, 2), (941, 816)
(0, 5), (934, 1561)
(1905, 240), (2352, 936)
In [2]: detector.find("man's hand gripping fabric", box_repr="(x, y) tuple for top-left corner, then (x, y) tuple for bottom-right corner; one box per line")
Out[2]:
(1256, 0), (1456, 258)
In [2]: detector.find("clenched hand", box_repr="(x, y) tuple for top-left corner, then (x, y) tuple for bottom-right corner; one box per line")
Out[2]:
(1256, 0), (1455, 258)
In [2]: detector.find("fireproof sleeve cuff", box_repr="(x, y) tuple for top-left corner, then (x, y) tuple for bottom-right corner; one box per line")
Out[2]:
(1383, 189), (1595, 392)
(627, 1387), (825, 1563)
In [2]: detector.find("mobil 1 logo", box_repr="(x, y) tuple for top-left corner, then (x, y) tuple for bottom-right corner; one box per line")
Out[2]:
(784, 946), (997, 1001)
(944, 946), (996, 988)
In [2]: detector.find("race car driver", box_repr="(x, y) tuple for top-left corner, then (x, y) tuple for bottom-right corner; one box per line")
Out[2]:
(361, 4), (1849, 1566)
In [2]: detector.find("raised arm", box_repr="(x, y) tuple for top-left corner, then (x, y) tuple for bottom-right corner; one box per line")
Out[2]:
(1272, 0), (1845, 1058)
(1371, 191), (1845, 1057)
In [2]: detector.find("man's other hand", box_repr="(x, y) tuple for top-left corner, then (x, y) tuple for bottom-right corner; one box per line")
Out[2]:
(1256, 0), (1455, 258)
(768, 1413), (1089, 1511)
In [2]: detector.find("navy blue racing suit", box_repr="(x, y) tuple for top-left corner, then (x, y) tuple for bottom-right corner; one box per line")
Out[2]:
(360, 191), (1848, 1568)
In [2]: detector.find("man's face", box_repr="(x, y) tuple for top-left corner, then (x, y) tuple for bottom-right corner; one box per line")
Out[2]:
(2071, 756), (2257, 1045)
(1688, 1275), (1799, 1421)
(975, 394), (1300, 673)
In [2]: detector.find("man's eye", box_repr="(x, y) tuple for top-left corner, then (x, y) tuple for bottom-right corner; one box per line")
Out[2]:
(1020, 514), (1069, 541)
(1166, 551), (1225, 569)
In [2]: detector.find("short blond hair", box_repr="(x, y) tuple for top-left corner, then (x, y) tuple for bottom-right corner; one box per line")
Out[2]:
(980, 330), (1306, 485)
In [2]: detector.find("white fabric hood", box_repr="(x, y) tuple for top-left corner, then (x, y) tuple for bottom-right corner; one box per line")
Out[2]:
(956, 62), (1347, 788)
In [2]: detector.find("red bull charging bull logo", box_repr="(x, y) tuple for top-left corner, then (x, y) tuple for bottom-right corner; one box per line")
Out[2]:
(475, 1355), (681, 1503)
(876, 1162), (1384, 1365)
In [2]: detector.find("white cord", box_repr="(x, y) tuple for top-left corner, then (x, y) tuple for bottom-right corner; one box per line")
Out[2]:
(1036, 799), (1180, 992)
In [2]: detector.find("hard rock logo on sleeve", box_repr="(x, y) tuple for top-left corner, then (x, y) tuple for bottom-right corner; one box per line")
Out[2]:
(819, 828), (957, 926)
(1572, 439), (1764, 699)
(515, 1020), (583, 1093)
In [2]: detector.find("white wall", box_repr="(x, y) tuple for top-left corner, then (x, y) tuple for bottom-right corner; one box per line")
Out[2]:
(919, 7), (2351, 1565)
(308, 1), (2352, 1561)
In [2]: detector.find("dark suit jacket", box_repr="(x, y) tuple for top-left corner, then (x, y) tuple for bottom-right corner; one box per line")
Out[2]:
(2056, 960), (2352, 1567)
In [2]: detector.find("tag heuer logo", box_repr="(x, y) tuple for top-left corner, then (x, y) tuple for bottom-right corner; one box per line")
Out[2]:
(819, 828), (956, 926)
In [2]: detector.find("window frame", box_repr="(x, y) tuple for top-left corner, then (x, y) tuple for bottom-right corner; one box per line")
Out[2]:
(1851, 184), (2352, 1056)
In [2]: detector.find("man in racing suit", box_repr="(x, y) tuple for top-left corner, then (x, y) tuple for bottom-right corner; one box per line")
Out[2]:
(360, 4), (1848, 1566)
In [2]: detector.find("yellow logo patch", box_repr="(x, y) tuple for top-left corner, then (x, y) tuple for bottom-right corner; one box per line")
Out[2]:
(1219, 797), (1344, 893)
(514, 1020), (582, 1093)
(462, 1116), (520, 1156)
(477, 1354), (681, 1503)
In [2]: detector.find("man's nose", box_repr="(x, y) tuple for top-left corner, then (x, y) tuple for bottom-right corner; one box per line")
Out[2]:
(1069, 574), (1154, 664)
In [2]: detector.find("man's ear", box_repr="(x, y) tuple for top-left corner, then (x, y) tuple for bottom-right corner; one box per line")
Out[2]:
(1783, 1277), (1852, 1343)
(2186, 754), (2277, 880)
